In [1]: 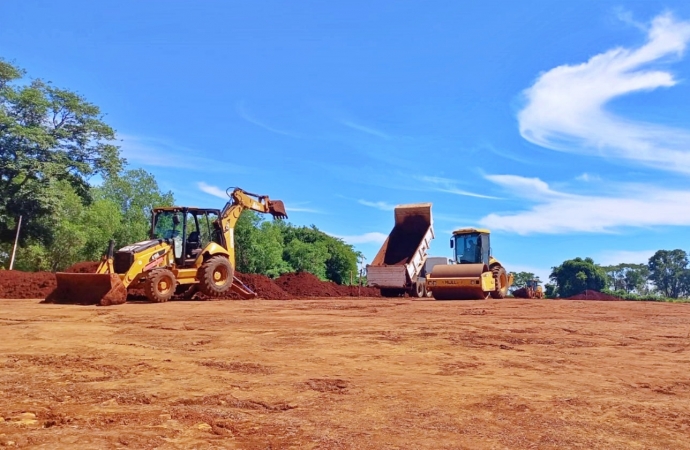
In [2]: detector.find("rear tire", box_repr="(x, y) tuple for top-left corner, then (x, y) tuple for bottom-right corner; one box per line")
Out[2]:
(198, 256), (234, 297)
(412, 282), (426, 298)
(145, 269), (176, 303)
(490, 266), (508, 299)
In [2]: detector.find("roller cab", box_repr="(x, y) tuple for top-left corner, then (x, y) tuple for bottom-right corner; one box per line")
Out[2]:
(427, 228), (512, 300)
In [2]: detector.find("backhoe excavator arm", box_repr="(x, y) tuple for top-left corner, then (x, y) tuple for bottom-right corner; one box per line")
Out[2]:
(216, 188), (288, 266)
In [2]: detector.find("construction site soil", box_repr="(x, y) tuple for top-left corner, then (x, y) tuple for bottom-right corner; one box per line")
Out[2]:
(1, 297), (689, 449)
(0, 264), (381, 301)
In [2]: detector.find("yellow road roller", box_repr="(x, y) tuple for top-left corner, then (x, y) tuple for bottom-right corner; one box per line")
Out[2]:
(426, 228), (513, 300)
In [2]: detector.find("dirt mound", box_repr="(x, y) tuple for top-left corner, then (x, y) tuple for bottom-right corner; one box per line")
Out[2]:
(235, 273), (290, 300)
(0, 263), (381, 301)
(276, 272), (342, 297)
(562, 290), (622, 301)
(0, 270), (57, 299)
(63, 261), (100, 273)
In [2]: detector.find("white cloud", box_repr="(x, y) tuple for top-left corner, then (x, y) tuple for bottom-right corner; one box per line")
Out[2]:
(597, 249), (656, 266)
(416, 175), (501, 199)
(575, 173), (601, 182)
(340, 120), (391, 140)
(197, 182), (228, 199)
(358, 200), (396, 211)
(480, 175), (690, 234)
(330, 232), (388, 245)
(236, 102), (302, 138)
(119, 134), (246, 173)
(518, 12), (690, 174)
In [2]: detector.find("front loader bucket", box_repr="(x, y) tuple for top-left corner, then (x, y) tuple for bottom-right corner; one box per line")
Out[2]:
(268, 200), (288, 219)
(46, 273), (127, 306)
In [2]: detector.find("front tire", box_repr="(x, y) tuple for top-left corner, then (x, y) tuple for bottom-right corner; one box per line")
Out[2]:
(198, 256), (234, 297)
(490, 266), (508, 299)
(145, 269), (177, 303)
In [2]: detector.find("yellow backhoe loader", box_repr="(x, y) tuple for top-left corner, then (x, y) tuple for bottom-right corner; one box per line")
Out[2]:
(47, 187), (287, 305)
(512, 279), (544, 299)
(426, 228), (513, 300)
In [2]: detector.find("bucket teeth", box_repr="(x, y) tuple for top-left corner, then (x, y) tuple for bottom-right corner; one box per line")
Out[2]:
(268, 200), (288, 219)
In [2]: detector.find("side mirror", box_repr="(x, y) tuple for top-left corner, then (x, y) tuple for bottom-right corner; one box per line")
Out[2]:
(449, 238), (454, 249)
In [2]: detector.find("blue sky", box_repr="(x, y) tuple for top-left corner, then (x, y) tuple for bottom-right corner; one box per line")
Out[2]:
(3, 1), (690, 281)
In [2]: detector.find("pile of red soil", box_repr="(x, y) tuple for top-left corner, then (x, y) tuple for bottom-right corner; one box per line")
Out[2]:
(0, 270), (57, 299)
(235, 273), (290, 300)
(276, 272), (342, 297)
(0, 262), (382, 301)
(562, 290), (622, 301)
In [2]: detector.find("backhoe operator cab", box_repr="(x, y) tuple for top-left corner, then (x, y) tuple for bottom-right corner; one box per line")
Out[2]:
(151, 207), (223, 267)
(450, 229), (490, 265)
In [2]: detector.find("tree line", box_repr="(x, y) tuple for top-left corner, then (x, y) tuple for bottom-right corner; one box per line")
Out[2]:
(0, 58), (361, 284)
(510, 250), (690, 300)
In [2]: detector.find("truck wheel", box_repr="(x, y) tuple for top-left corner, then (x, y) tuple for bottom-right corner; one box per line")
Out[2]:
(145, 269), (177, 303)
(198, 256), (234, 297)
(490, 266), (508, 299)
(412, 282), (426, 298)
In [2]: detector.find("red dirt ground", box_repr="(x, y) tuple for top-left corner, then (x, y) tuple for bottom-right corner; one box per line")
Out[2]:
(1, 298), (689, 449)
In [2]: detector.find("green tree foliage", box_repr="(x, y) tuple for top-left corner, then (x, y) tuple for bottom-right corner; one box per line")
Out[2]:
(648, 250), (689, 298)
(0, 59), (122, 246)
(601, 263), (650, 294)
(12, 181), (121, 271)
(234, 211), (291, 277)
(4, 168), (173, 271)
(96, 169), (174, 247)
(549, 257), (609, 298)
(233, 215), (360, 284)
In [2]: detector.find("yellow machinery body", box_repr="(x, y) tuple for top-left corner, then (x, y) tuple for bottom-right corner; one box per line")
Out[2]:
(49, 187), (287, 305)
(426, 228), (513, 300)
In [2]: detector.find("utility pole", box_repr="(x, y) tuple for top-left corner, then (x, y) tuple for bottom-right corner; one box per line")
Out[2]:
(9, 215), (22, 270)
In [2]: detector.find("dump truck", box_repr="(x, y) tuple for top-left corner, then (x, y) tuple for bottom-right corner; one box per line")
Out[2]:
(426, 228), (513, 300)
(47, 187), (287, 305)
(366, 203), (434, 297)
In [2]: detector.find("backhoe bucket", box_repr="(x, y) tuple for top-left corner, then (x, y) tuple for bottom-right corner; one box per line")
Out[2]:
(47, 273), (127, 306)
(268, 200), (288, 219)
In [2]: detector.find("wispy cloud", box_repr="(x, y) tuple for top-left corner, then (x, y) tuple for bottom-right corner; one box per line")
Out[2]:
(358, 200), (396, 211)
(330, 232), (388, 245)
(575, 173), (602, 182)
(416, 175), (501, 199)
(480, 174), (690, 234)
(597, 249), (656, 266)
(119, 134), (246, 173)
(236, 102), (302, 138)
(340, 120), (391, 140)
(518, 12), (690, 174)
(197, 182), (228, 199)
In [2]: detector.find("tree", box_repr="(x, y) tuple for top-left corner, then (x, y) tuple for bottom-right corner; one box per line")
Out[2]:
(284, 239), (330, 280)
(550, 257), (608, 298)
(0, 59), (122, 247)
(648, 250), (688, 298)
(602, 263), (650, 294)
(96, 169), (174, 247)
(234, 211), (290, 277)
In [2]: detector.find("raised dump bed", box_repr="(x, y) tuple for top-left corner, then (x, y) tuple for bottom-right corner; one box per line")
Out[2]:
(366, 203), (434, 297)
